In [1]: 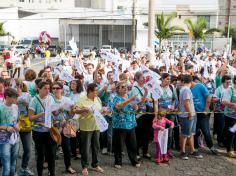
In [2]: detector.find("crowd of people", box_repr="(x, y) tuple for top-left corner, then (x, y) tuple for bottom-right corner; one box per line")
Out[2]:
(0, 45), (236, 176)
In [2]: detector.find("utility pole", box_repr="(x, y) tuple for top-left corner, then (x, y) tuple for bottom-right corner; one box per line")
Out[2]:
(131, 0), (136, 54)
(227, 15), (231, 54)
(227, 0), (231, 54)
(148, 0), (156, 65)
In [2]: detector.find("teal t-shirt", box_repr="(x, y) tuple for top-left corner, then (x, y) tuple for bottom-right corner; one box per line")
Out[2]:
(0, 103), (19, 144)
(112, 95), (137, 129)
(222, 87), (236, 119)
(29, 95), (54, 132)
(24, 81), (37, 97)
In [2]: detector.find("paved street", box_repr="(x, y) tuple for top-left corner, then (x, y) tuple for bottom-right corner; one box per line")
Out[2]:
(1, 57), (236, 175)
(16, 142), (236, 176)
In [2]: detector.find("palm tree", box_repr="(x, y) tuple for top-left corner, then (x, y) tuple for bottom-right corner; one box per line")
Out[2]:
(184, 17), (220, 54)
(222, 26), (236, 49)
(155, 12), (184, 49)
(0, 22), (8, 36)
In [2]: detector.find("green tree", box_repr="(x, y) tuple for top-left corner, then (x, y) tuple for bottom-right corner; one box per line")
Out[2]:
(0, 22), (8, 36)
(155, 12), (184, 49)
(184, 17), (220, 53)
(222, 26), (236, 49)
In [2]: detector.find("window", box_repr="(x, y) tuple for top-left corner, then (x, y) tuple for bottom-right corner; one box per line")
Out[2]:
(19, 0), (24, 2)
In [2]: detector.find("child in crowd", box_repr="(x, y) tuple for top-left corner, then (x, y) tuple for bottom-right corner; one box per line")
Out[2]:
(0, 88), (20, 176)
(152, 107), (174, 164)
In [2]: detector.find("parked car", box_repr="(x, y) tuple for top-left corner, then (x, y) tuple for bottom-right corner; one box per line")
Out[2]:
(0, 45), (10, 55)
(83, 47), (91, 57)
(64, 45), (77, 57)
(101, 45), (112, 52)
(13, 45), (30, 55)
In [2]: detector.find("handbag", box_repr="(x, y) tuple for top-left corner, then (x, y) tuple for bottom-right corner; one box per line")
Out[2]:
(63, 122), (76, 138)
(36, 96), (62, 144)
(50, 126), (62, 145)
(19, 115), (32, 132)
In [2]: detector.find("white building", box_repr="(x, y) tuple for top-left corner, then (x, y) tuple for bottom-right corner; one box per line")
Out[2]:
(0, 0), (75, 10)
(0, 0), (219, 50)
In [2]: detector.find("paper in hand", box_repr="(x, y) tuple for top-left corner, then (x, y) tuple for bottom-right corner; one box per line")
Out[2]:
(230, 124), (236, 133)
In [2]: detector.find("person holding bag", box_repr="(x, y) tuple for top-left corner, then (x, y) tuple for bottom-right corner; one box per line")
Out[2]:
(28, 81), (57, 176)
(16, 79), (34, 176)
(131, 71), (156, 159)
(51, 82), (76, 174)
(0, 88), (19, 176)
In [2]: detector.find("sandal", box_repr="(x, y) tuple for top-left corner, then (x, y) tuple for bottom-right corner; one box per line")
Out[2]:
(92, 166), (104, 173)
(66, 167), (76, 174)
(82, 168), (88, 176)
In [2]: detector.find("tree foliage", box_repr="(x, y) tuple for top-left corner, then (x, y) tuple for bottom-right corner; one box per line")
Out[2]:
(184, 17), (220, 42)
(222, 26), (236, 49)
(155, 12), (184, 46)
(0, 22), (9, 36)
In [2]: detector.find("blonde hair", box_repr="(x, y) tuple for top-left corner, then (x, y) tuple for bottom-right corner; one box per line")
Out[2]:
(15, 78), (28, 92)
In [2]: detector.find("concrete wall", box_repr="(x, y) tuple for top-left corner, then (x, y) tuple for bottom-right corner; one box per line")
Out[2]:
(74, 0), (91, 8)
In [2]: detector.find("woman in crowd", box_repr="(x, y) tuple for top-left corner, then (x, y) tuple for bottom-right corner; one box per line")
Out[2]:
(131, 71), (155, 159)
(74, 83), (104, 176)
(29, 81), (57, 176)
(94, 67), (113, 154)
(69, 79), (84, 104)
(24, 69), (37, 97)
(222, 76), (236, 158)
(112, 81), (140, 168)
(68, 79), (84, 159)
(159, 73), (178, 155)
(16, 79), (34, 176)
(51, 81), (76, 174)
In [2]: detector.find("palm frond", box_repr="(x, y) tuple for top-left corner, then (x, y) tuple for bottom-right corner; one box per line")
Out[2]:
(164, 12), (177, 27)
(205, 28), (221, 35)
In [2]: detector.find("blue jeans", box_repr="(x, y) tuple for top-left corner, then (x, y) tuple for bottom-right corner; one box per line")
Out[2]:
(0, 142), (20, 176)
(178, 116), (197, 137)
(194, 113), (213, 149)
(19, 132), (32, 169)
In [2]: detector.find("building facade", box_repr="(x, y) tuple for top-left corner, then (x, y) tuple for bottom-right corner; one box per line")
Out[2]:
(0, 0), (219, 50)
(0, 0), (75, 10)
(218, 0), (236, 29)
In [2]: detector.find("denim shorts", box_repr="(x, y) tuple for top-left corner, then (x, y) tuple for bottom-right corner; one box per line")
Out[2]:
(178, 116), (197, 137)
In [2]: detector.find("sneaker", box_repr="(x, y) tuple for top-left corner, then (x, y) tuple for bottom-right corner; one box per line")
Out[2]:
(162, 154), (169, 162)
(210, 147), (220, 155)
(102, 148), (108, 155)
(135, 163), (141, 168)
(180, 152), (189, 160)
(190, 151), (203, 159)
(114, 165), (122, 169)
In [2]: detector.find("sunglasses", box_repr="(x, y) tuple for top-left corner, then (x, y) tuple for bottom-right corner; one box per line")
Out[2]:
(52, 87), (61, 90)
(120, 85), (127, 89)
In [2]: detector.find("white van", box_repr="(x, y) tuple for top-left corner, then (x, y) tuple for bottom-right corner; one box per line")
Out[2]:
(101, 45), (112, 52)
